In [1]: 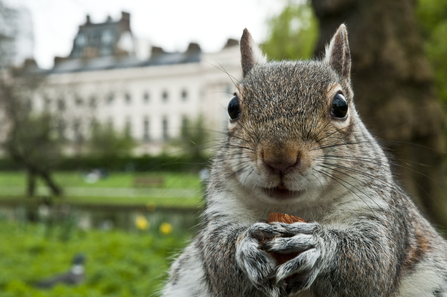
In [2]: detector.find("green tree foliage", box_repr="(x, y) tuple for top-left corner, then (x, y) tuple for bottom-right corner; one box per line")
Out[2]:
(0, 0), (63, 198)
(4, 110), (61, 172)
(88, 124), (136, 160)
(0, 70), (63, 197)
(262, 0), (318, 61)
(417, 0), (447, 103)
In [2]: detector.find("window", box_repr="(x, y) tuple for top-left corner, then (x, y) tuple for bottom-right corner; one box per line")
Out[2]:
(106, 93), (114, 105)
(101, 29), (114, 44)
(181, 89), (188, 101)
(125, 93), (131, 104)
(143, 92), (149, 104)
(162, 117), (168, 140)
(143, 117), (149, 141)
(75, 97), (83, 106)
(75, 34), (86, 46)
(57, 99), (66, 111)
(89, 96), (97, 108)
(162, 91), (168, 102)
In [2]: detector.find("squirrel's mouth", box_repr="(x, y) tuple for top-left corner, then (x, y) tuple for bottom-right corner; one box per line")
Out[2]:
(262, 186), (302, 200)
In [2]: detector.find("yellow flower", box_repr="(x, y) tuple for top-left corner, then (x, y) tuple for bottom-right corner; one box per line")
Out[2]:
(135, 215), (149, 230)
(159, 222), (173, 235)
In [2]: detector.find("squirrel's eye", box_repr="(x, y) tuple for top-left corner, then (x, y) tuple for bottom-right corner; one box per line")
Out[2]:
(331, 93), (348, 119)
(228, 95), (240, 120)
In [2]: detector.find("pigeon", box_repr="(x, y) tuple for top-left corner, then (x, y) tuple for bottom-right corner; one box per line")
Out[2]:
(35, 254), (86, 289)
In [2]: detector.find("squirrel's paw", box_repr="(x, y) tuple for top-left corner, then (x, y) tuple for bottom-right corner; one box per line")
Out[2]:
(263, 222), (325, 294)
(236, 223), (288, 297)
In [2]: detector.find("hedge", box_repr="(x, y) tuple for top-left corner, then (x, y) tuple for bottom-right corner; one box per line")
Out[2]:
(0, 154), (211, 172)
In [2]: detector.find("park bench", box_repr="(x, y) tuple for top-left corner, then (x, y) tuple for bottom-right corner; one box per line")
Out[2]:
(133, 177), (164, 188)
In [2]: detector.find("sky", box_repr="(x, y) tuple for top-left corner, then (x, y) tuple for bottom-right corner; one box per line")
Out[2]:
(8, 0), (285, 69)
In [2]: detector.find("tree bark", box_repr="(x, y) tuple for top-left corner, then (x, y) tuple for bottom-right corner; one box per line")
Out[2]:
(312, 0), (447, 229)
(26, 168), (36, 197)
(9, 148), (63, 197)
(39, 169), (62, 197)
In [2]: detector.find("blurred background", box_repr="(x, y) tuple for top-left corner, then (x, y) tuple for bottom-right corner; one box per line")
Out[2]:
(0, 0), (446, 296)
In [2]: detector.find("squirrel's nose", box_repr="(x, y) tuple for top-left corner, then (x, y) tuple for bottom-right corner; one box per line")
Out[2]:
(262, 147), (300, 174)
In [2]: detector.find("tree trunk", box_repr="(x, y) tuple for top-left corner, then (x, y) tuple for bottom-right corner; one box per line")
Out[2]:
(38, 169), (63, 197)
(26, 168), (36, 197)
(311, 0), (447, 229)
(9, 149), (63, 197)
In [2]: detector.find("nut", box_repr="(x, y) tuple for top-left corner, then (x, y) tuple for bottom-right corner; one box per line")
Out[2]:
(267, 213), (306, 264)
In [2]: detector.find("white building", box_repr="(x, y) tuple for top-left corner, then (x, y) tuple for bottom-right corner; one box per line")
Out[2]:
(38, 12), (241, 155)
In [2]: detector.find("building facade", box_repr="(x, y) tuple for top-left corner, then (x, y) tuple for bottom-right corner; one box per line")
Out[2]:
(39, 12), (241, 155)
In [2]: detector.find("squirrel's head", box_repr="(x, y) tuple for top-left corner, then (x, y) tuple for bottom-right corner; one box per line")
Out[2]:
(222, 25), (374, 206)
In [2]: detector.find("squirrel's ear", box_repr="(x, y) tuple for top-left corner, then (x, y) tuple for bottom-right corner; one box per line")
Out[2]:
(240, 28), (266, 77)
(324, 24), (351, 80)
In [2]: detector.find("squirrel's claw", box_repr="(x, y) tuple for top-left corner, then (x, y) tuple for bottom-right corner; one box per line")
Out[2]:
(276, 248), (322, 292)
(262, 233), (316, 254)
(248, 222), (287, 241)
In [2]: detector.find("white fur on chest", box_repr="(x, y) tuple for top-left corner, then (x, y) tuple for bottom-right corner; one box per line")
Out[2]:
(162, 245), (208, 297)
(398, 262), (447, 297)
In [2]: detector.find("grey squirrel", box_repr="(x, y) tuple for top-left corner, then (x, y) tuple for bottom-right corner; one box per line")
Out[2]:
(162, 25), (447, 297)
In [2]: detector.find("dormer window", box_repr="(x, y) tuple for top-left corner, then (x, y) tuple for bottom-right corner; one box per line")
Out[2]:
(101, 30), (114, 44)
(75, 34), (86, 46)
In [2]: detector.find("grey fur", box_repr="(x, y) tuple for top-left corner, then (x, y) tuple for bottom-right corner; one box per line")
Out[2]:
(162, 25), (447, 297)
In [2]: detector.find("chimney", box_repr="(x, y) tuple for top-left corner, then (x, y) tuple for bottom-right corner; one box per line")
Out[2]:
(121, 11), (130, 20)
(85, 14), (91, 25)
(22, 58), (38, 70)
(186, 42), (201, 53)
(120, 11), (131, 30)
(54, 56), (68, 66)
(223, 38), (238, 49)
(151, 46), (165, 57)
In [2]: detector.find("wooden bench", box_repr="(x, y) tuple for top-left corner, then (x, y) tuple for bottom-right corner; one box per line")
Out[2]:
(133, 177), (164, 188)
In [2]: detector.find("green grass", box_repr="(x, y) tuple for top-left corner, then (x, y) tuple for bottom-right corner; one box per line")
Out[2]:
(0, 171), (204, 208)
(0, 220), (191, 297)
(0, 171), (202, 189)
(65, 196), (203, 208)
(0, 196), (202, 208)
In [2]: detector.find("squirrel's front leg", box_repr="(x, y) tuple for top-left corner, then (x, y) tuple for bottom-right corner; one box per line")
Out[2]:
(262, 220), (396, 296)
(236, 222), (291, 297)
(261, 222), (326, 294)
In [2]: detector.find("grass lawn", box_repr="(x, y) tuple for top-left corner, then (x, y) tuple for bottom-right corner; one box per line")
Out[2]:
(0, 195), (203, 208)
(0, 220), (192, 297)
(0, 171), (204, 208)
(0, 171), (202, 189)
